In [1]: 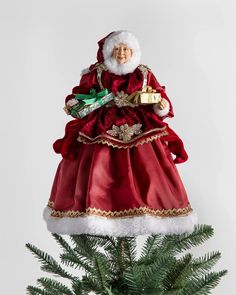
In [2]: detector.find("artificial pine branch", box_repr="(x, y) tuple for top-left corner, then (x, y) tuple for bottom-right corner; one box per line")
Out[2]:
(140, 234), (162, 260)
(25, 243), (74, 280)
(26, 225), (227, 295)
(163, 253), (194, 290)
(158, 225), (214, 256)
(71, 280), (83, 294)
(121, 237), (137, 268)
(191, 251), (221, 276)
(52, 234), (74, 254)
(142, 255), (176, 291)
(81, 274), (102, 293)
(27, 286), (51, 295)
(93, 253), (110, 291)
(181, 270), (227, 295)
(37, 277), (74, 295)
(52, 234), (91, 271)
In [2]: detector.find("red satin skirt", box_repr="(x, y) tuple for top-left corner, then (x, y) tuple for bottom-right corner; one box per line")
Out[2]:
(48, 138), (191, 218)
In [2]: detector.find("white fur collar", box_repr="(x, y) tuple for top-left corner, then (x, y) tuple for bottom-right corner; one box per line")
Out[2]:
(104, 55), (141, 75)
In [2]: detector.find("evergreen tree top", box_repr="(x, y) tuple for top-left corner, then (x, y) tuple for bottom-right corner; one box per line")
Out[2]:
(26, 224), (227, 295)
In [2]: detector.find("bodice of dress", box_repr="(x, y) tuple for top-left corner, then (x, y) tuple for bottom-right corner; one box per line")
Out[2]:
(63, 63), (172, 148)
(66, 63), (173, 113)
(54, 63), (188, 163)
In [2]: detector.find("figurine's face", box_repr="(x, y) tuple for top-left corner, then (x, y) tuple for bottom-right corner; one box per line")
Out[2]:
(112, 43), (133, 64)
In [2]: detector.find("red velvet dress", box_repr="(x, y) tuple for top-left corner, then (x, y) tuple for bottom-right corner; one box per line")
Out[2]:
(44, 63), (195, 236)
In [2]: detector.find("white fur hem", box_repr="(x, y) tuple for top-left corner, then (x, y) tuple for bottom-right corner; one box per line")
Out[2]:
(153, 99), (170, 117)
(43, 207), (198, 237)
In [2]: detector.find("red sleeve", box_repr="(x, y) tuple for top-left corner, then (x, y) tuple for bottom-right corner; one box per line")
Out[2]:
(65, 68), (99, 104)
(147, 71), (174, 118)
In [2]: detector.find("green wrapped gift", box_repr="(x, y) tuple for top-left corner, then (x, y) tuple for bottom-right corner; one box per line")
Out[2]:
(69, 88), (114, 118)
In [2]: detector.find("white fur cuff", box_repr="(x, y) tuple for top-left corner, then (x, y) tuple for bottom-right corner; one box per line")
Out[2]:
(66, 98), (78, 107)
(153, 99), (170, 117)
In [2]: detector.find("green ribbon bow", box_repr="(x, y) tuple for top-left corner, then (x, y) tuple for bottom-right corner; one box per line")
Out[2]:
(74, 88), (109, 106)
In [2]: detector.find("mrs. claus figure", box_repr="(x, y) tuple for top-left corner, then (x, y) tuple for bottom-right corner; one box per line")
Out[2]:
(43, 30), (197, 236)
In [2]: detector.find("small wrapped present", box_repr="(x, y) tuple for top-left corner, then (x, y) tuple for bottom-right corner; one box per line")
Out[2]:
(64, 88), (114, 118)
(139, 92), (162, 104)
(127, 86), (162, 105)
(139, 86), (162, 104)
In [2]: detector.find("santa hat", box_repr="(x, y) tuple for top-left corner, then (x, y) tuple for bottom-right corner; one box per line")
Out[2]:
(97, 30), (142, 75)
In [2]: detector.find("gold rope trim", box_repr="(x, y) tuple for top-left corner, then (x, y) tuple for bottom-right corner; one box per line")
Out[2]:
(77, 128), (168, 149)
(47, 201), (192, 219)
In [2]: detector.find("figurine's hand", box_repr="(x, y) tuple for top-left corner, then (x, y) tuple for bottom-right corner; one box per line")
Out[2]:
(145, 86), (157, 93)
(63, 105), (70, 115)
(153, 98), (170, 117)
(157, 99), (168, 110)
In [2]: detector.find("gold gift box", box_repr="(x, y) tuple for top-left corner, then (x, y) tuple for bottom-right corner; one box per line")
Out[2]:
(127, 86), (163, 105)
(139, 92), (162, 104)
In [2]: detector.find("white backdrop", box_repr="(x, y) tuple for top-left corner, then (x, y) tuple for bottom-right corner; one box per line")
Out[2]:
(0, 0), (235, 294)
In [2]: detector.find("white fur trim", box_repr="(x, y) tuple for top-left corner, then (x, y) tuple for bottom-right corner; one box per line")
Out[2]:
(43, 207), (198, 236)
(102, 31), (141, 75)
(153, 99), (170, 117)
(80, 67), (90, 76)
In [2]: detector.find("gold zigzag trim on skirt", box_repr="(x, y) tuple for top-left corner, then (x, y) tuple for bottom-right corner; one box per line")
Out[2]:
(77, 128), (168, 149)
(47, 201), (193, 219)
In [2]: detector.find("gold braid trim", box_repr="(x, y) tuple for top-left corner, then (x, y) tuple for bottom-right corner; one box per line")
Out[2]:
(94, 62), (108, 90)
(47, 201), (192, 219)
(48, 201), (54, 209)
(77, 127), (168, 149)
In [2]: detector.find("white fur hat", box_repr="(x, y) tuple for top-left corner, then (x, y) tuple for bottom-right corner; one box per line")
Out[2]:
(102, 30), (141, 75)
